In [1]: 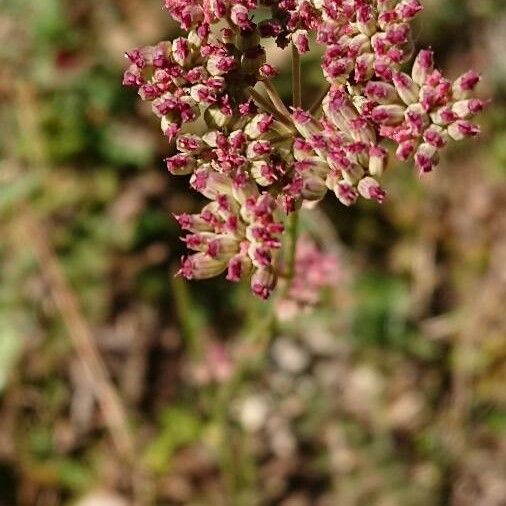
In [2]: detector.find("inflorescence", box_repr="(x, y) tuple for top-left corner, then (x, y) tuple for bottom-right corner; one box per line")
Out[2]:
(124, 0), (485, 300)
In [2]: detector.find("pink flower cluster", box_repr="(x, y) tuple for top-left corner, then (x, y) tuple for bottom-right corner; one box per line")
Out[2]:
(124, 0), (485, 299)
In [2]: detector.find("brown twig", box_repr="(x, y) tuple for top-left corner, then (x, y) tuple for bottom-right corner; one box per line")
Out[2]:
(22, 207), (136, 462)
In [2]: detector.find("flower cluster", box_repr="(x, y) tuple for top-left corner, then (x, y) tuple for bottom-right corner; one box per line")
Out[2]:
(124, 0), (485, 299)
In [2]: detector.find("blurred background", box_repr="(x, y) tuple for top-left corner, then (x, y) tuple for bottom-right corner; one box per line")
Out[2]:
(0, 0), (505, 505)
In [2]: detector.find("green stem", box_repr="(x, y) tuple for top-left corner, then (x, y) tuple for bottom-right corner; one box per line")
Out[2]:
(285, 211), (299, 280)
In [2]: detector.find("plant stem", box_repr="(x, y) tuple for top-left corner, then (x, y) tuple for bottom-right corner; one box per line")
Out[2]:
(246, 87), (293, 127)
(309, 83), (330, 115)
(260, 80), (292, 119)
(285, 211), (299, 280)
(291, 43), (302, 109)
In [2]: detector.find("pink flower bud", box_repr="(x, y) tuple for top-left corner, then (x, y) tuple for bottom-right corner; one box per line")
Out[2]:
(414, 143), (439, 174)
(452, 99), (487, 119)
(165, 154), (196, 175)
(355, 53), (375, 82)
(334, 181), (359, 206)
(412, 49), (434, 86)
(396, 140), (418, 161)
(226, 254), (252, 281)
(372, 104), (406, 125)
(230, 4), (252, 30)
(251, 267), (277, 300)
(293, 30), (310, 53)
(452, 71), (481, 100)
(357, 176), (386, 203)
(392, 71), (420, 105)
(423, 125), (447, 148)
(357, 4), (377, 37)
(179, 253), (227, 279)
(396, 0), (423, 21)
(365, 81), (399, 104)
(259, 64), (278, 79)
(190, 165), (233, 199)
(368, 145), (388, 177)
(447, 120), (480, 141)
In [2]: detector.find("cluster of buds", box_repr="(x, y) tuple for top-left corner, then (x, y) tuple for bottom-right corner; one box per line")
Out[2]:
(176, 168), (284, 299)
(124, 0), (485, 299)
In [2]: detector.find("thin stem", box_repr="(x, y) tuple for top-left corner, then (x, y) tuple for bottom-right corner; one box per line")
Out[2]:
(309, 83), (330, 116)
(291, 43), (302, 109)
(285, 211), (299, 280)
(260, 80), (292, 119)
(247, 87), (293, 127)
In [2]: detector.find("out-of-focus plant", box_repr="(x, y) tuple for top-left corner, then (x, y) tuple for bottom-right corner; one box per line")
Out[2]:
(123, 0), (486, 300)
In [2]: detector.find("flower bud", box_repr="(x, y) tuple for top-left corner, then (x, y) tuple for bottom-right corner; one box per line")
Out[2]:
(452, 99), (486, 119)
(250, 267), (277, 300)
(423, 125), (448, 148)
(357, 4), (377, 37)
(365, 81), (399, 104)
(172, 37), (191, 67)
(179, 253), (227, 280)
(357, 176), (386, 203)
(300, 175), (328, 201)
(396, 0), (423, 21)
(414, 143), (439, 174)
(334, 181), (359, 206)
(392, 71), (420, 105)
(368, 145), (388, 177)
(293, 30), (310, 53)
(412, 49), (434, 86)
(204, 105), (232, 129)
(452, 71), (481, 100)
(190, 165), (233, 199)
(396, 140), (418, 161)
(226, 254), (253, 281)
(165, 154), (196, 175)
(447, 120), (480, 141)
(372, 104), (406, 125)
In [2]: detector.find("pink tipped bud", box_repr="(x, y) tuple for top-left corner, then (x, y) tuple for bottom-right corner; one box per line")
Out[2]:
(300, 175), (328, 201)
(414, 143), (439, 174)
(334, 181), (359, 206)
(372, 104), (406, 126)
(447, 120), (480, 141)
(190, 165), (233, 199)
(179, 253), (227, 280)
(357, 177), (386, 203)
(392, 71), (420, 105)
(230, 4), (252, 30)
(452, 71), (481, 100)
(226, 254), (252, 282)
(172, 38), (191, 67)
(368, 145), (388, 177)
(355, 53), (375, 82)
(357, 4), (377, 37)
(396, 140), (418, 161)
(365, 81), (399, 104)
(259, 64), (278, 79)
(430, 106), (458, 126)
(293, 30), (310, 53)
(251, 267), (277, 300)
(165, 154), (196, 175)
(423, 125), (448, 148)
(396, 0), (423, 21)
(245, 113), (274, 139)
(452, 99), (487, 119)
(412, 49), (434, 86)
